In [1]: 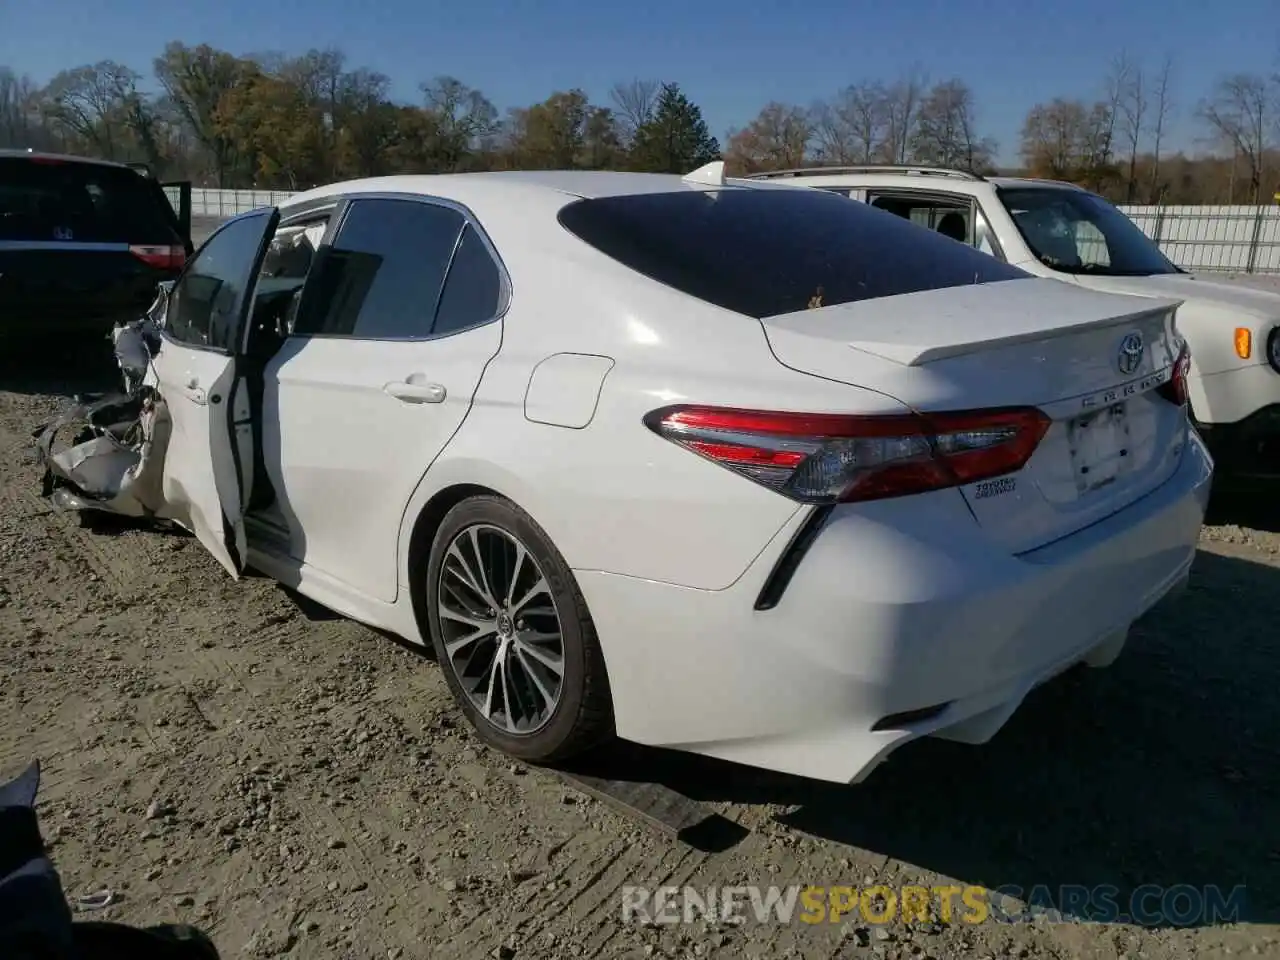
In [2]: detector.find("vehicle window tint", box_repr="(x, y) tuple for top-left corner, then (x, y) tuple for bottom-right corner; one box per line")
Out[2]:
(558, 188), (1028, 319)
(868, 192), (973, 243)
(0, 157), (180, 244)
(433, 224), (502, 335)
(294, 198), (463, 339)
(166, 209), (274, 350)
(997, 187), (1177, 277)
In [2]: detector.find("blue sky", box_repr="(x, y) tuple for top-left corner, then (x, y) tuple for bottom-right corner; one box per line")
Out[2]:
(1, 0), (1276, 164)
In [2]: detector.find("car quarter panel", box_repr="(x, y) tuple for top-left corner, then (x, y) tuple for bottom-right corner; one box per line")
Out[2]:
(395, 201), (914, 592)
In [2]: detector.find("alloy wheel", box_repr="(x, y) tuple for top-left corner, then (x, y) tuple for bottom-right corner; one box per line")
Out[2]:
(435, 523), (566, 735)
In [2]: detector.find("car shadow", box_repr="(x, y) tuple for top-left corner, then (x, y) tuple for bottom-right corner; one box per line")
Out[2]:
(0, 336), (120, 398)
(1205, 483), (1280, 533)
(565, 547), (1278, 929)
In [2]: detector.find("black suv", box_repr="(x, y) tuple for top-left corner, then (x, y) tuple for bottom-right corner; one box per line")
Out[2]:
(0, 150), (192, 339)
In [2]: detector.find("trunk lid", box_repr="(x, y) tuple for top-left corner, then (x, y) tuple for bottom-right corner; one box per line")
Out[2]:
(759, 277), (1189, 554)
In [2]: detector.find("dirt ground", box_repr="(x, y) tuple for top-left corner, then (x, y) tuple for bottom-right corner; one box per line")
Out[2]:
(2, 337), (1279, 960)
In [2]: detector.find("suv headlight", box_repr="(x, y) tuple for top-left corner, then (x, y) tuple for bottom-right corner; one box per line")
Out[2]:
(1268, 326), (1280, 373)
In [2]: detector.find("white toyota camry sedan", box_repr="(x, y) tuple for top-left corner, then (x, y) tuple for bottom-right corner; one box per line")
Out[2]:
(37, 163), (1212, 785)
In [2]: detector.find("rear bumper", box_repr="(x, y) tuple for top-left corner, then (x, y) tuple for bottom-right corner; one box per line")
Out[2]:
(578, 432), (1213, 784)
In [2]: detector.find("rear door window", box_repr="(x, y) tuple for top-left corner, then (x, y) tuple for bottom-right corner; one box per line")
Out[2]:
(557, 188), (1028, 319)
(0, 157), (181, 245)
(293, 197), (464, 339)
(866, 189), (1005, 258)
(432, 223), (504, 336)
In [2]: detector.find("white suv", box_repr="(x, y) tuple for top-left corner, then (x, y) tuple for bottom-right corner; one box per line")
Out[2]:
(750, 166), (1280, 482)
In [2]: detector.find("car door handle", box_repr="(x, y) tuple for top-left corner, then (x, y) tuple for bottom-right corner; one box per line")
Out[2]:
(383, 380), (446, 404)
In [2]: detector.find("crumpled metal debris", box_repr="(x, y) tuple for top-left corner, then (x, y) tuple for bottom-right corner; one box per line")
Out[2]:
(112, 322), (152, 395)
(32, 388), (173, 518)
(33, 297), (173, 519)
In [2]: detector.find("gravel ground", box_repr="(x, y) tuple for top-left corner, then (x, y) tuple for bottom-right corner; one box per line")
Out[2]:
(2, 332), (1279, 960)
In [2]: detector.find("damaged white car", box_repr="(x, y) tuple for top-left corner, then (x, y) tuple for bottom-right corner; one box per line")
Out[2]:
(34, 171), (1211, 785)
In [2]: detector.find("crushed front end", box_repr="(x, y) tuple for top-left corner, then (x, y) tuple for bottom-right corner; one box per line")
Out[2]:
(31, 294), (171, 519)
(32, 387), (172, 518)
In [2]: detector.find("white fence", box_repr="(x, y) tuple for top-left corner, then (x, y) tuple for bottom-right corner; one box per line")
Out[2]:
(179, 188), (298, 217)
(170, 187), (1280, 274)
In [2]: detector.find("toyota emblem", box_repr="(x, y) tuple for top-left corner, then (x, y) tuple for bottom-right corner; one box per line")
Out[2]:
(1117, 332), (1144, 375)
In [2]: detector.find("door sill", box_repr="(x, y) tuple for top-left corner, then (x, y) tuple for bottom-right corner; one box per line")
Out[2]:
(245, 505), (292, 555)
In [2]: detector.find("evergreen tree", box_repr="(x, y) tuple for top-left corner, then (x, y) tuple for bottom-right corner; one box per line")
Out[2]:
(629, 83), (721, 173)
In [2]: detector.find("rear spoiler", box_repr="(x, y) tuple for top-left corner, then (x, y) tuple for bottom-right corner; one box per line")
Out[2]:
(762, 283), (1184, 367)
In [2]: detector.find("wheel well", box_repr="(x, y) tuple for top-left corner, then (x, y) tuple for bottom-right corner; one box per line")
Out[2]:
(407, 483), (501, 641)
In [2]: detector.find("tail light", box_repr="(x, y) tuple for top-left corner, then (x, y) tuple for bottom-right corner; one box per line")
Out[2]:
(645, 405), (1052, 504)
(129, 244), (186, 271)
(1156, 342), (1190, 406)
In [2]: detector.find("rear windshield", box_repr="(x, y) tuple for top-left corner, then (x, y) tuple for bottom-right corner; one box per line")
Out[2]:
(557, 187), (1030, 318)
(0, 157), (179, 244)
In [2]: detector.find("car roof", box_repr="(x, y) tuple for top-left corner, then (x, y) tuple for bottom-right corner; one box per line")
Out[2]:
(988, 176), (1084, 191)
(748, 168), (1087, 193)
(281, 169), (794, 212)
(0, 148), (134, 170)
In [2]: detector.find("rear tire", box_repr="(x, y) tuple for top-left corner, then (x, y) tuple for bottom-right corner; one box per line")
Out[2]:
(424, 495), (613, 763)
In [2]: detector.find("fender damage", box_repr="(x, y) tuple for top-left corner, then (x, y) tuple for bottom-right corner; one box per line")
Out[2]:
(31, 315), (174, 520)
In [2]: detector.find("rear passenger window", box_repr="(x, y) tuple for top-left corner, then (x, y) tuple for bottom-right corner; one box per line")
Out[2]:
(294, 198), (463, 339)
(433, 224), (503, 336)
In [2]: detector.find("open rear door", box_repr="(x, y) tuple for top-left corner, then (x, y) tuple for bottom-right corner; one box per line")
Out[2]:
(160, 179), (194, 254)
(150, 207), (279, 577)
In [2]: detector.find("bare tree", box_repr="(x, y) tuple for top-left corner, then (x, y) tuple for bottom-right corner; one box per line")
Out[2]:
(911, 78), (995, 171)
(809, 81), (887, 164)
(1199, 72), (1274, 203)
(1148, 54), (1175, 202)
(879, 67), (927, 164)
(42, 61), (140, 159)
(609, 79), (659, 147)
(1115, 55), (1147, 202)
(1021, 98), (1086, 179)
(421, 76), (499, 171)
(0, 68), (47, 150)
(1100, 53), (1131, 171)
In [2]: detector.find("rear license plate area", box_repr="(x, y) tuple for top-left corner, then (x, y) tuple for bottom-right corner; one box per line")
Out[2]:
(1067, 403), (1132, 493)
